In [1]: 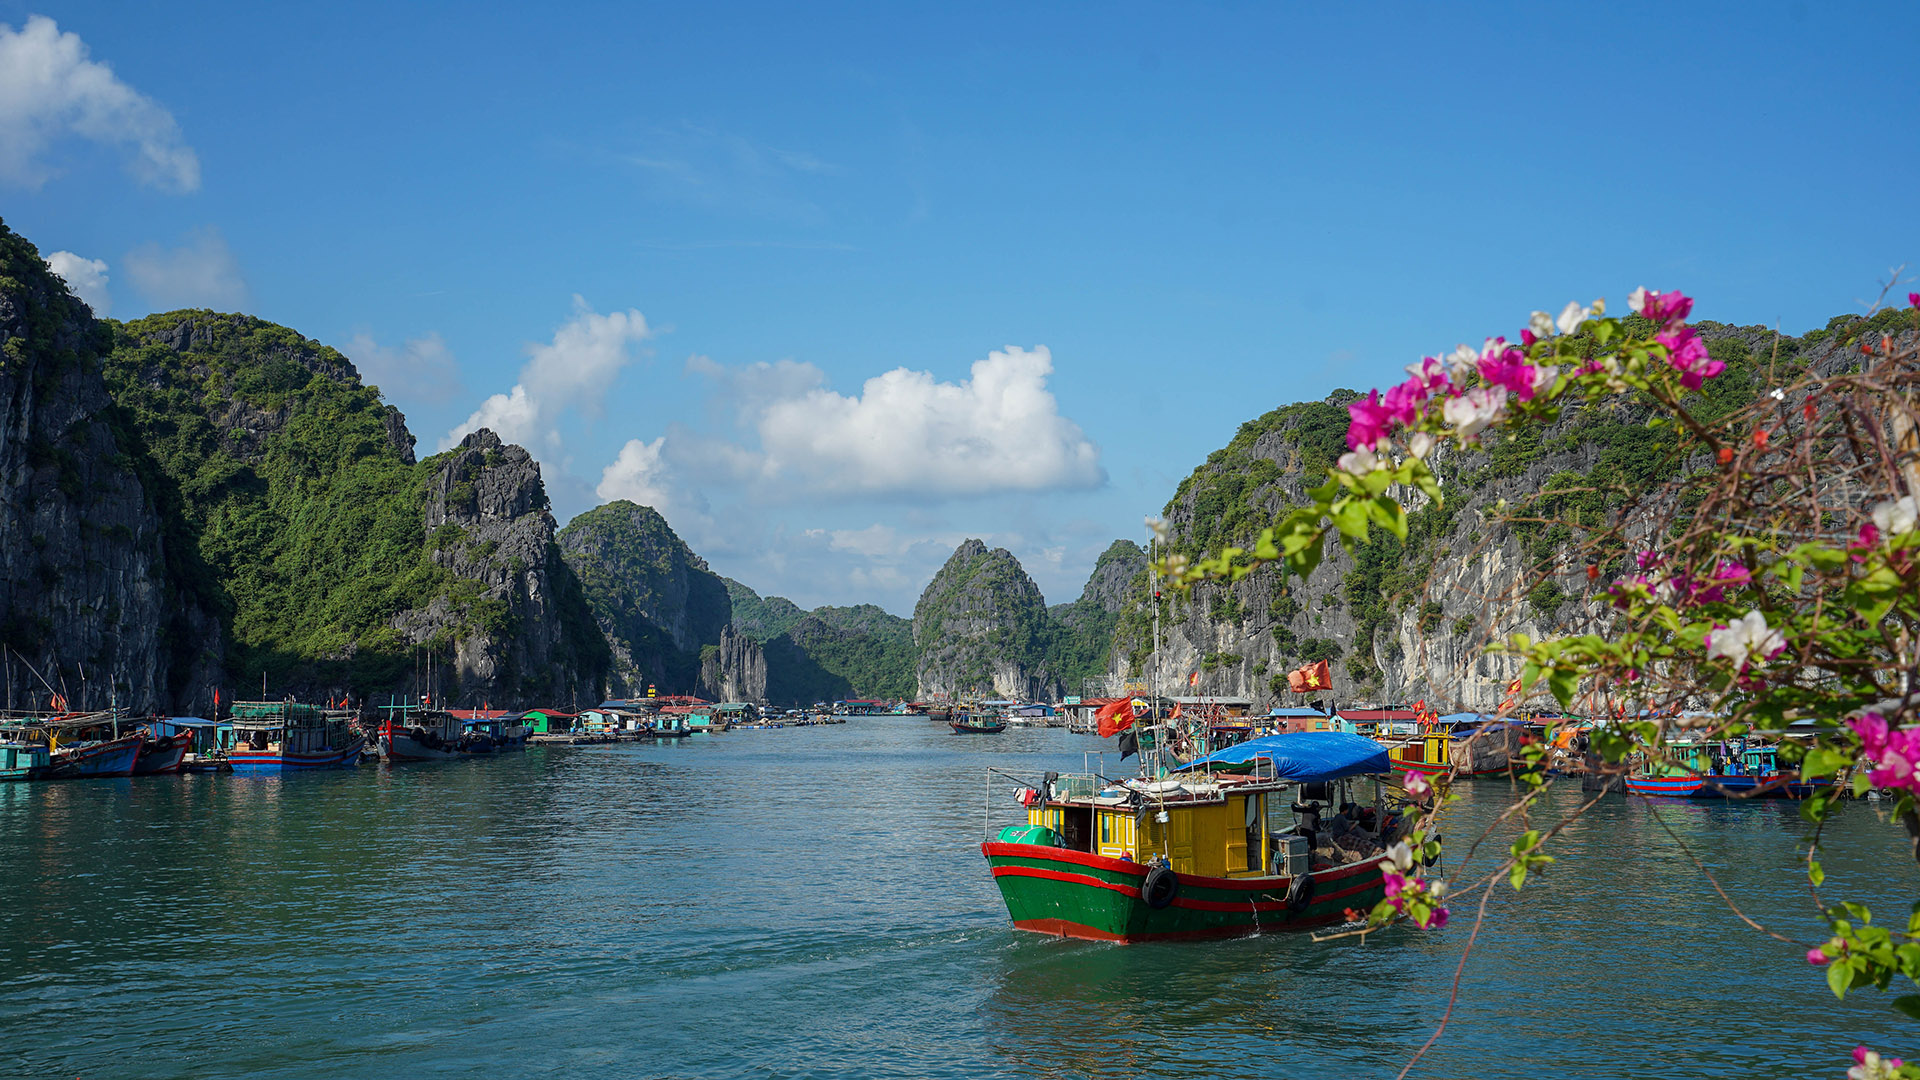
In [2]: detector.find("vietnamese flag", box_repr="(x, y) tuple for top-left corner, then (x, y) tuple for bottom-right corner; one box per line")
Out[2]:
(1097, 698), (1140, 737)
(1304, 659), (1331, 691)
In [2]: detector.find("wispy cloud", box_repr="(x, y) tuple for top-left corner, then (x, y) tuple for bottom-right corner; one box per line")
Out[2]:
(622, 123), (840, 224)
(443, 297), (650, 453)
(0, 15), (199, 191)
(44, 250), (110, 315)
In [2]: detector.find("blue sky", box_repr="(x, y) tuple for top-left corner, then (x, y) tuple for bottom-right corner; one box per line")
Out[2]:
(4, 2), (1917, 614)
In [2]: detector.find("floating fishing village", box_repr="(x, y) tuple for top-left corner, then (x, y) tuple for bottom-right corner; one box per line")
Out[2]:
(6, 7), (1920, 1079)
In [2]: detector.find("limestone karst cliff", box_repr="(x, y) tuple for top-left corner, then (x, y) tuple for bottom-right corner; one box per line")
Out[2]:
(556, 500), (733, 697)
(0, 218), (200, 713)
(1111, 314), (1920, 712)
(912, 539), (1063, 700)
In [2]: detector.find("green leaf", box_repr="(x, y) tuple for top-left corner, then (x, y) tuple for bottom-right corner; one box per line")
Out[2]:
(1829, 960), (1856, 1000)
(1509, 862), (1527, 891)
(1546, 667), (1579, 709)
(1891, 995), (1920, 1022)
(1801, 748), (1851, 778)
(1365, 497), (1409, 541)
(1808, 859), (1825, 887)
(1330, 499), (1370, 541)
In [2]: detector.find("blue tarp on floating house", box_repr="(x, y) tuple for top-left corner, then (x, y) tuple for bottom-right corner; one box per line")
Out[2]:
(1176, 731), (1392, 781)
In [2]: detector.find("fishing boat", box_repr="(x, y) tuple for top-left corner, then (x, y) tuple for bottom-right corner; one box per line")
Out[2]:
(951, 713), (1007, 734)
(131, 728), (195, 775)
(1383, 715), (1517, 778)
(983, 731), (1404, 942)
(0, 733), (50, 780)
(650, 713), (693, 738)
(1626, 739), (1827, 799)
(375, 704), (527, 762)
(227, 701), (365, 772)
(47, 733), (144, 778)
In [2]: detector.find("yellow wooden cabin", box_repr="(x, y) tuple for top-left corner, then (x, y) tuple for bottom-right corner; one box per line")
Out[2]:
(1026, 783), (1282, 878)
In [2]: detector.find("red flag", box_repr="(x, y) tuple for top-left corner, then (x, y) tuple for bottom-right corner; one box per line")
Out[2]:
(1287, 667), (1308, 693)
(1188, 671), (1199, 688)
(1097, 698), (1141, 738)
(1308, 659), (1331, 690)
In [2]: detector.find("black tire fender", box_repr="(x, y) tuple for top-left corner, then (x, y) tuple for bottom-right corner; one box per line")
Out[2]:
(1286, 871), (1316, 913)
(1141, 865), (1180, 909)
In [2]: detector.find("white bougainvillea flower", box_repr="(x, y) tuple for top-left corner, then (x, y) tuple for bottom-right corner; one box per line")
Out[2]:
(1446, 343), (1479, 382)
(1407, 432), (1435, 461)
(1144, 515), (1171, 544)
(1871, 495), (1918, 537)
(1590, 296), (1606, 317)
(1531, 364), (1559, 395)
(1336, 446), (1385, 476)
(1528, 310), (1554, 337)
(1627, 286), (1650, 314)
(1442, 387), (1507, 443)
(1386, 840), (1415, 873)
(1705, 609), (1786, 668)
(1160, 552), (1189, 578)
(1555, 301), (1591, 335)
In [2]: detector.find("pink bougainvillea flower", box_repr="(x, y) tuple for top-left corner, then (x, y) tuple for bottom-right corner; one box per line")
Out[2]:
(1420, 906), (1449, 930)
(1851, 1046), (1905, 1080)
(1909, 292), (1920, 309)
(1479, 345), (1544, 401)
(1852, 712), (1889, 757)
(1656, 326), (1726, 390)
(1807, 947), (1829, 965)
(1635, 550), (1662, 570)
(1404, 355), (1451, 395)
(1402, 769), (1432, 798)
(1382, 377), (1426, 426)
(1642, 289), (1694, 326)
(1381, 870), (1405, 902)
(1346, 390), (1394, 451)
(1855, 521), (1881, 549)
(1689, 560), (1751, 604)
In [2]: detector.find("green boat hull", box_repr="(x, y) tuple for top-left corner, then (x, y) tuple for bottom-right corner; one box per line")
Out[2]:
(982, 841), (1387, 942)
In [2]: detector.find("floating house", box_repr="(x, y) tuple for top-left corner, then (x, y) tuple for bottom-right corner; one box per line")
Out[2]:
(521, 709), (576, 735)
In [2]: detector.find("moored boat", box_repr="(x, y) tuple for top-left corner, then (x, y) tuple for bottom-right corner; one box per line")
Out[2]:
(951, 713), (1007, 734)
(131, 729), (195, 775)
(983, 731), (1405, 942)
(227, 701), (366, 772)
(47, 733), (144, 778)
(1625, 739), (1827, 799)
(376, 704), (527, 762)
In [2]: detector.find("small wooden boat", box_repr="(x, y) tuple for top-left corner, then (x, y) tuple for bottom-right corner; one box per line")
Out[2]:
(1626, 739), (1828, 799)
(951, 717), (1007, 734)
(132, 729), (195, 775)
(47, 734), (144, 778)
(1383, 721), (1512, 778)
(0, 737), (51, 781)
(376, 705), (527, 762)
(984, 731), (1402, 942)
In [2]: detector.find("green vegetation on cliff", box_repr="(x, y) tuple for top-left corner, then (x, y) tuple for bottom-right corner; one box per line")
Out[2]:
(101, 311), (452, 688)
(557, 500), (731, 695)
(725, 578), (915, 702)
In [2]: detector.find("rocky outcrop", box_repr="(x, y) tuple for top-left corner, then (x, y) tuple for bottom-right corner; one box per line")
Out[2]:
(698, 624), (767, 702)
(0, 219), (194, 712)
(1053, 540), (1147, 627)
(393, 429), (609, 704)
(557, 500), (734, 696)
(723, 580), (916, 704)
(1113, 316), (1917, 712)
(913, 539), (1062, 700)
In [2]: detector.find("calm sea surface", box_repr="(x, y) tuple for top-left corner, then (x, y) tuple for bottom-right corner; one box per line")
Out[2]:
(1, 718), (1914, 1079)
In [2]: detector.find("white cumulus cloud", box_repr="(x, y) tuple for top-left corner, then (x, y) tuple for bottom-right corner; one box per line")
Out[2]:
(678, 345), (1104, 498)
(342, 331), (461, 405)
(44, 250), (109, 315)
(123, 227), (247, 311)
(0, 15), (199, 191)
(444, 298), (650, 452)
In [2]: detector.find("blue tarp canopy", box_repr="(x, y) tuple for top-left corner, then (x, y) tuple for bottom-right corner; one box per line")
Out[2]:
(1267, 707), (1327, 718)
(1177, 731), (1392, 781)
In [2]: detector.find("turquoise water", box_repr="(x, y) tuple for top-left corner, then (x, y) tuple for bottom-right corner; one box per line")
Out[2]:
(1, 718), (1913, 1078)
